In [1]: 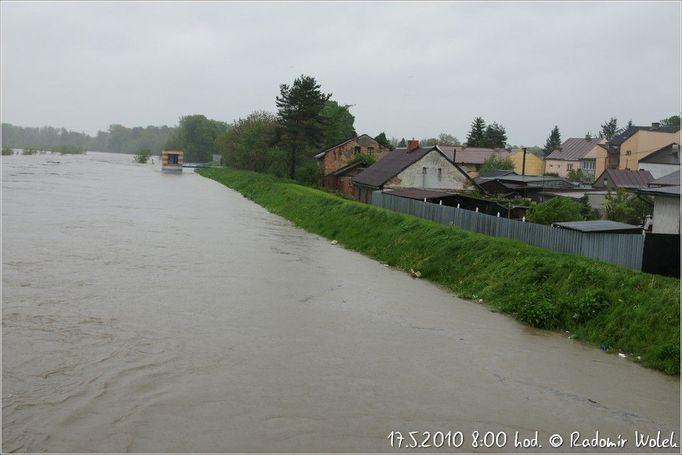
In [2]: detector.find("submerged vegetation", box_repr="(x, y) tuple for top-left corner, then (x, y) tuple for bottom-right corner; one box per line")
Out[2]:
(134, 149), (152, 164)
(199, 167), (680, 375)
(51, 144), (85, 155)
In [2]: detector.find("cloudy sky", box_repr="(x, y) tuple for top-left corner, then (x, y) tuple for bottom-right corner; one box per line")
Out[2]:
(1, 2), (680, 146)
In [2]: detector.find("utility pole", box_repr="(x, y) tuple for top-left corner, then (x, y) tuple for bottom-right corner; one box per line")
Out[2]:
(522, 147), (527, 176)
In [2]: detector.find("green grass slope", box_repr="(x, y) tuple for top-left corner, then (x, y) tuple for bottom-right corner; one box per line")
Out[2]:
(198, 167), (680, 375)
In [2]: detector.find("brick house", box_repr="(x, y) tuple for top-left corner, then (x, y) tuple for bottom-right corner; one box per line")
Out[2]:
(314, 134), (389, 196)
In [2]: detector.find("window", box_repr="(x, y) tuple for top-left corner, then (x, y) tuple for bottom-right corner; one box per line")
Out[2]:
(422, 167), (427, 175)
(354, 146), (361, 154)
(626, 150), (632, 156)
(368, 146), (374, 154)
(437, 168), (442, 179)
(567, 163), (573, 170)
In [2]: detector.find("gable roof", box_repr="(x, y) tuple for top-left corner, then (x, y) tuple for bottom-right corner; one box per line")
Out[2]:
(438, 146), (511, 165)
(314, 134), (374, 159)
(649, 170), (680, 187)
(609, 125), (681, 147)
(594, 168), (654, 188)
(545, 137), (603, 161)
(638, 143), (680, 165)
(352, 146), (469, 188)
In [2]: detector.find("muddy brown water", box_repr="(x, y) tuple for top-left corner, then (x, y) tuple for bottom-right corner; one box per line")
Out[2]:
(2, 152), (679, 452)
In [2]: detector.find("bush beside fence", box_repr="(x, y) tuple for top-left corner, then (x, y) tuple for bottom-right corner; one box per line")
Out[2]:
(372, 191), (644, 270)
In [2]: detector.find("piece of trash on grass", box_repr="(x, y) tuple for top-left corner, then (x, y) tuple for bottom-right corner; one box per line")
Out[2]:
(599, 344), (607, 351)
(618, 353), (627, 358)
(478, 299), (483, 303)
(330, 240), (338, 245)
(409, 269), (422, 278)
(568, 334), (577, 340)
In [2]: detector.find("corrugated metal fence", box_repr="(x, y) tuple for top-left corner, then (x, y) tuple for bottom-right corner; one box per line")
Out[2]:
(371, 191), (644, 270)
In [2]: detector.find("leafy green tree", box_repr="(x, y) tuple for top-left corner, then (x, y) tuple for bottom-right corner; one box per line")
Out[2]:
(166, 115), (228, 162)
(599, 117), (620, 141)
(482, 122), (507, 148)
(479, 155), (515, 175)
(398, 138), (406, 147)
(566, 168), (591, 183)
(217, 111), (279, 172)
(527, 197), (585, 225)
(276, 75), (331, 179)
(374, 132), (392, 150)
(2, 146), (13, 155)
(320, 100), (355, 146)
(349, 153), (376, 167)
(605, 189), (653, 225)
(543, 126), (562, 156)
(466, 117), (486, 146)
(661, 115), (681, 127)
(438, 133), (460, 146)
(624, 119), (634, 131)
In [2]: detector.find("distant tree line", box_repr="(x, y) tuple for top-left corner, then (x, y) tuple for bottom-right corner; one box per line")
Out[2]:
(1, 123), (176, 156)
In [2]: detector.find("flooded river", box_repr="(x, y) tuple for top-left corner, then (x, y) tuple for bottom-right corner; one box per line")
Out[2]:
(2, 152), (679, 452)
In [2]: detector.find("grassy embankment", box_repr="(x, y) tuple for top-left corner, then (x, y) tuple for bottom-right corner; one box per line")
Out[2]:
(198, 167), (680, 375)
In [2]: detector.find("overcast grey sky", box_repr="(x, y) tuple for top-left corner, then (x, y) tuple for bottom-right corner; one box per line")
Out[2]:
(1, 1), (680, 146)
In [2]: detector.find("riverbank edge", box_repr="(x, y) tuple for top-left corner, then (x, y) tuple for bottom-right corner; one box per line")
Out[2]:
(197, 167), (680, 375)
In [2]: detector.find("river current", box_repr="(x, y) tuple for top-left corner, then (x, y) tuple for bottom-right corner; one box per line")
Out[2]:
(2, 152), (679, 452)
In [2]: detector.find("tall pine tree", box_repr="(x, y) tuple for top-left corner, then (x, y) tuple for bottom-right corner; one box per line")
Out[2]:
(543, 126), (562, 156)
(276, 75), (331, 179)
(466, 117), (486, 146)
(599, 117), (619, 141)
(482, 122), (507, 148)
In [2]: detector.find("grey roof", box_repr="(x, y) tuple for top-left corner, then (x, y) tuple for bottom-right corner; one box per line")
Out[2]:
(352, 146), (470, 188)
(383, 188), (456, 200)
(609, 125), (681, 146)
(352, 146), (432, 188)
(650, 170), (680, 187)
(545, 137), (602, 161)
(637, 185), (681, 198)
(594, 169), (654, 188)
(553, 220), (642, 233)
(638, 143), (680, 165)
(479, 169), (518, 178)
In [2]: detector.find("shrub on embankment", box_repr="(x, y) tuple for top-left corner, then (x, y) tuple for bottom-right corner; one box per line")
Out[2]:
(198, 167), (681, 375)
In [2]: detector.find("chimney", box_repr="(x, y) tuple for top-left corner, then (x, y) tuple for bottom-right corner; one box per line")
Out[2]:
(407, 138), (419, 152)
(585, 133), (592, 141)
(672, 143), (679, 157)
(651, 122), (660, 130)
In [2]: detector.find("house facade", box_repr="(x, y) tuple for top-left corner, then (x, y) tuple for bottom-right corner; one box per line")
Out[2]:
(352, 140), (475, 203)
(638, 143), (680, 179)
(544, 136), (604, 178)
(509, 149), (545, 176)
(599, 123), (680, 171)
(314, 133), (388, 196)
(638, 186), (680, 234)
